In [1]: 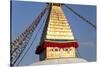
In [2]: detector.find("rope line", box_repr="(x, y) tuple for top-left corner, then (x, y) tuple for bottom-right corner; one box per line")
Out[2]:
(11, 4), (50, 66)
(63, 4), (96, 29)
(16, 6), (50, 66)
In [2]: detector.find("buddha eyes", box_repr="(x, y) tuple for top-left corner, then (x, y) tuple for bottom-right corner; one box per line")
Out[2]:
(50, 48), (72, 51)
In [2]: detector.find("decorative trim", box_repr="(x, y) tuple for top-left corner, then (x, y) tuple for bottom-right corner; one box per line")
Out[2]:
(36, 41), (79, 54)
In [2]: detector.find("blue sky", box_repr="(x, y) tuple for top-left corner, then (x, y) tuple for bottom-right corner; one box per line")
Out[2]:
(11, 1), (96, 66)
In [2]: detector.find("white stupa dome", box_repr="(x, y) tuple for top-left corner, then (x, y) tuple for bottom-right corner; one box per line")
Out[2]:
(30, 58), (87, 66)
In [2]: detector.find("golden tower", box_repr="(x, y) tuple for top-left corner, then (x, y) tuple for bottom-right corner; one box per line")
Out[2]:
(35, 3), (79, 61)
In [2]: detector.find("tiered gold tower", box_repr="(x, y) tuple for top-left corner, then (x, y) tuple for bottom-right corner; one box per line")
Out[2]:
(36, 3), (79, 61)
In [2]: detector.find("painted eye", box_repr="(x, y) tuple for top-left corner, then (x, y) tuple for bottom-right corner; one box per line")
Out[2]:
(51, 49), (54, 51)
(55, 49), (58, 51)
(49, 49), (53, 51)
(65, 49), (68, 51)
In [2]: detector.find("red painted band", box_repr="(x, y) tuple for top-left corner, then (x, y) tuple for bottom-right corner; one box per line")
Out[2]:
(35, 41), (79, 54)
